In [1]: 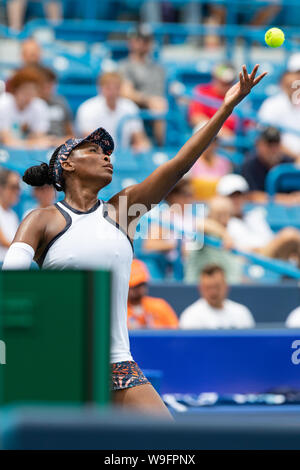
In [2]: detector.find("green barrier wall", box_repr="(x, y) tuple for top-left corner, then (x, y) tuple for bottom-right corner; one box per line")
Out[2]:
(0, 270), (111, 406)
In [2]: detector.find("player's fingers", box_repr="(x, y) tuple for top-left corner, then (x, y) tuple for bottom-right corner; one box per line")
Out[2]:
(253, 72), (268, 86)
(242, 64), (249, 82)
(250, 64), (259, 81)
(239, 71), (244, 87)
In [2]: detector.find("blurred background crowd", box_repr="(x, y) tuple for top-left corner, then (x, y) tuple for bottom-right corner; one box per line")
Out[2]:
(1, 0), (300, 329)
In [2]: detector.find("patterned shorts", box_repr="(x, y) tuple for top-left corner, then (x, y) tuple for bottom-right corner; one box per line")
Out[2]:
(111, 361), (150, 391)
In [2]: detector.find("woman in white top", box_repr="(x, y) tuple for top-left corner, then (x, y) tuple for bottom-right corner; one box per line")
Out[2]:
(2, 65), (266, 417)
(0, 169), (20, 262)
(0, 67), (50, 148)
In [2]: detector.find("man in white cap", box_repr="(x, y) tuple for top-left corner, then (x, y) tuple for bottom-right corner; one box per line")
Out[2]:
(258, 58), (300, 158)
(215, 174), (300, 266)
(217, 174), (273, 251)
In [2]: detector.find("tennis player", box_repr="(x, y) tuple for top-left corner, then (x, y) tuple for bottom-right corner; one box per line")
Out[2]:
(2, 65), (266, 418)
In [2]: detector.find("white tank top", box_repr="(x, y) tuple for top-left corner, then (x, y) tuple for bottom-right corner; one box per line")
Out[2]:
(38, 199), (133, 363)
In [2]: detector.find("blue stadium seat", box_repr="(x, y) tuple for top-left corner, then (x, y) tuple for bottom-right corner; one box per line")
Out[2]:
(135, 251), (183, 281)
(53, 19), (133, 42)
(266, 163), (300, 196)
(111, 151), (142, 172)
(0, 148), (50, 174)
(264, 202), (292, 232)
(57, 83), (97, 115)
(168, 63), (212, 95)
(105, 41), (129, 62)
(266, 203), (300, 232)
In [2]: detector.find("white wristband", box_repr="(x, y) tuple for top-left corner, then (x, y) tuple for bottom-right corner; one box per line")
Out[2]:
(2, 242), (35, 270)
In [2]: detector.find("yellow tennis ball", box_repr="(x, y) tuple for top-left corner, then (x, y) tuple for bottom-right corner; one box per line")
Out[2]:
(265, 27), (285, 48)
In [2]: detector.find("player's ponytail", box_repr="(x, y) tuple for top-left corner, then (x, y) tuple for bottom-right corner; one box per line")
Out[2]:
(22, 162), (52, 187)
(23, 144), (64, 190)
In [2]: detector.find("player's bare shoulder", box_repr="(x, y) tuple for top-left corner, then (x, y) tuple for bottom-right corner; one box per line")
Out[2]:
(16, 204), (67, 250)
(22, 205), (61, 229)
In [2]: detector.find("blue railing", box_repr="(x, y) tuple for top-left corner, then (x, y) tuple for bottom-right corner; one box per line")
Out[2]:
(2, 17), (300, 53)
(146, 212), (300, 280)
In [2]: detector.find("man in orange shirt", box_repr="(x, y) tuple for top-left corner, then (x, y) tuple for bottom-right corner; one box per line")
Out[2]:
(127, 259), (179, 329)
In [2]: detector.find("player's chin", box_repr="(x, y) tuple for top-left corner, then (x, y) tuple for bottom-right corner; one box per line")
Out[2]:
(101, 172), (113, 185)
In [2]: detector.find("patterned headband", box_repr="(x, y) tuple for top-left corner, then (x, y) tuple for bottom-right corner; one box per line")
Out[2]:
(52, 127), (114, 190)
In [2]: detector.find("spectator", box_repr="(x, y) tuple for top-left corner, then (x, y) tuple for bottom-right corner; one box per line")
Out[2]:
(286, 306), (300, 328)
(7, 0), (62, 32)
(36, 65), (74, 144)
(204, 196), (235, 249)
(209, 0), (281, 28)
(184, 196), (244, 284)
(189, 63), (239, 139)
(0, 169), (20, 263)
(127, 259), (179, 329)
(143, 179), (196, 280)
(21, 38), (42, 67)
(0, 67), (51, 148)
(76, 71), (150, 152)
(242, 126), (300, 204)
(119, 24), (167, 146)
(143, 180), (243, 283)
(216, 174), (300, 266)
(189, 137), (232, 200)
(141, 2), (202, 26)
(180, 264), (255, 329)
(23, 184), (56, 219)
(258, 62), (300, 158)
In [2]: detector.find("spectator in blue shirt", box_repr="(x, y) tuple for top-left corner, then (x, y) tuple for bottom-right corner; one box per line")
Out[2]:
(241, 126), (300, 204)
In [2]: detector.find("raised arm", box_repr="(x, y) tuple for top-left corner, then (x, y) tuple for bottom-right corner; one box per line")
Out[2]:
(124, 65), (266, 211)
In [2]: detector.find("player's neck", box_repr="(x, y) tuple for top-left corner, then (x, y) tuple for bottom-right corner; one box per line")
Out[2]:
(63, 185), (100, 213)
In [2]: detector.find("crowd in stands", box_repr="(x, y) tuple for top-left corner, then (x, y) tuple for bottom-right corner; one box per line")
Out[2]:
(140, 0), (282, 37)
(1, 3), (300, 330)
(1, 31), (300, 273)
(127, 259), (300, 329)
(142, 173), (300, 283)
(0, 26), (167, 148)
(3, 1), (283, 34)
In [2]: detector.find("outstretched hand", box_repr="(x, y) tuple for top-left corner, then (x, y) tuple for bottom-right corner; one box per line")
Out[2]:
(224, 64), (267, 109)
